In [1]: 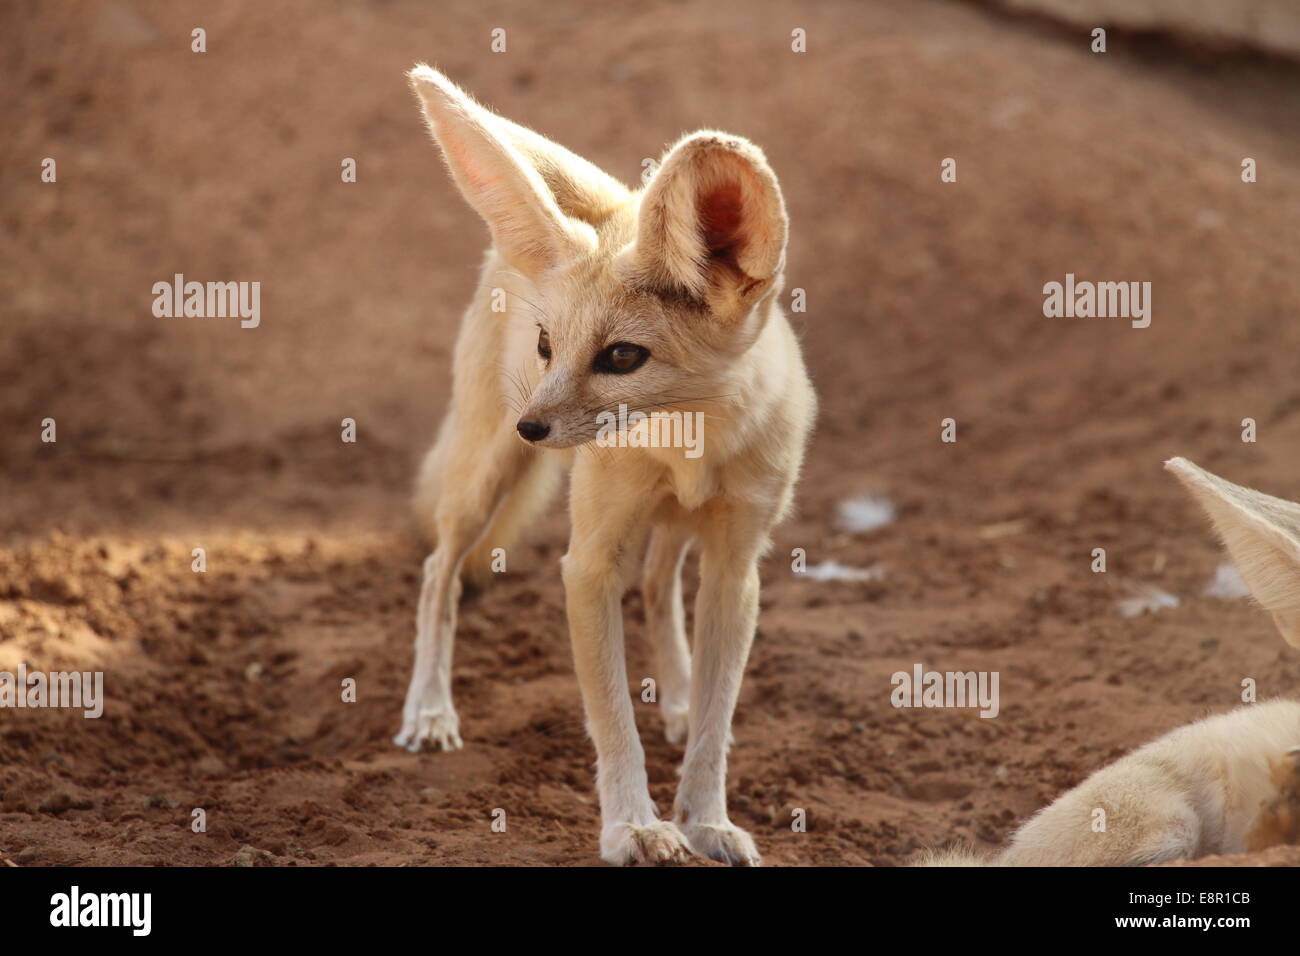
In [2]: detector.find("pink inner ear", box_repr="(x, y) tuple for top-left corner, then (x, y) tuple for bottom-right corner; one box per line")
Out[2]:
(699, 182), (745, 255)
(446, 136), (499, 193)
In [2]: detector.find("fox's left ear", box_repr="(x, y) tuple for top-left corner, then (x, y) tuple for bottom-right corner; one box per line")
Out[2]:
(624, 132), (787, 320)
(1167, 457), (1300, 648)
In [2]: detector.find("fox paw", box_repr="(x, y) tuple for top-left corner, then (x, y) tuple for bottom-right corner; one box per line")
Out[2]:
(394, 708), (463, 753)
(682, 822), (761, 866)
(600, 821), (692, 866)
(662, 707), (689, 746)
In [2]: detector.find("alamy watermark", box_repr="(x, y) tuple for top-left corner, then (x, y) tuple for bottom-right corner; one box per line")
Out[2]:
(1043, 273), (1151, 329)
(595, 404), (704, 459)
(152, 273), (260, 328)
(890, 663), (999, 718)
(0, 665), (104, 718)
(50, 886), (150, 936)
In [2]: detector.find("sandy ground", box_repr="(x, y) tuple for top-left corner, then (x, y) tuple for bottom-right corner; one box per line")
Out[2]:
(2, 0), (1300, 866)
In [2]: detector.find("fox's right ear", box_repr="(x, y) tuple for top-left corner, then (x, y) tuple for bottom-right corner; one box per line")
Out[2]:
(623, 131), (787, 323)
(1167, 457), (1300, 648)
(407, 65), (618, 278)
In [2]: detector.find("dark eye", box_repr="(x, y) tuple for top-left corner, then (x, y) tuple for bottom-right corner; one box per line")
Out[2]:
(537, 328), (552, 360)
(595, 342), (649, 374)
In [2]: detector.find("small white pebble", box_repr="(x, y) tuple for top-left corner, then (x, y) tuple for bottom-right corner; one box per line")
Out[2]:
(1116, 585), (1180, 619)
(801, 560), (884, 583)
(834, 494), (895, 534)
(1202, 562), (1249, 600)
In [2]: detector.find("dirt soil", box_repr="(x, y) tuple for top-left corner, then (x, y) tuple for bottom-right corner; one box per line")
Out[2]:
(3, 0), (1300, 867)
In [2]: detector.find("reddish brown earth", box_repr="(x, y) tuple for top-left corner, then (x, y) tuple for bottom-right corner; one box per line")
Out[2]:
(2, 0), (1299, 867)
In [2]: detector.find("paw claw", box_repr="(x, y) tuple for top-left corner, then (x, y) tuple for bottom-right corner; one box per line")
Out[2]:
(394, 708), (463, 753)
(601, 821), (692, 866)
(682, 822), (761, 866)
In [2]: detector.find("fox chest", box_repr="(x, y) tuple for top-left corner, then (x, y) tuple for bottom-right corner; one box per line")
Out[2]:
(662, 457), (718, 513)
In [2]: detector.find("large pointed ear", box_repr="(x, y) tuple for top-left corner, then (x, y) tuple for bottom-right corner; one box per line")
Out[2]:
(624, 131), (787, 319)
(407, 65), (626, 277)
(1167, 457), (1300, 648)
(489, 111), (631, 228)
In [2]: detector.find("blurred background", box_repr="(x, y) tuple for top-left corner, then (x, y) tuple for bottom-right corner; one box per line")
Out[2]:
(1, 0), (1299, 866)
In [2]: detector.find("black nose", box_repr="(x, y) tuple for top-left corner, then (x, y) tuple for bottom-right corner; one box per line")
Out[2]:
(516, 420), (550, 442)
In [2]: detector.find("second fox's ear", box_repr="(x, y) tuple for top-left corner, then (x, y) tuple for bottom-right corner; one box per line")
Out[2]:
(1167, 457), (1300, 648)
(408, 65), (626, 277)
(625, 131), (787, 319)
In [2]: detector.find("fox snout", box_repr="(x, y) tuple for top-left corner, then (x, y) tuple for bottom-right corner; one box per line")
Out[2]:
(516, 419), (550, 442)
(513, 369), (595, 448)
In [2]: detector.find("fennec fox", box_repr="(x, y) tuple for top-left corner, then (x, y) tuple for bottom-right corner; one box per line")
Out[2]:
(396, 65), (815, 866)
(924, 457), (1300, 866)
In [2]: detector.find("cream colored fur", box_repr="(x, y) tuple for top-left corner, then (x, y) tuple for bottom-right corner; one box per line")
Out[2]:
(396, 65), (816, 866)
(922, 457), (1300, 866)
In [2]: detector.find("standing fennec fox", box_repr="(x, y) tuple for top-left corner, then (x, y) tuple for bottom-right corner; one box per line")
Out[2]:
(925, 457), (1300, 866)
(396, 65), (815, 866)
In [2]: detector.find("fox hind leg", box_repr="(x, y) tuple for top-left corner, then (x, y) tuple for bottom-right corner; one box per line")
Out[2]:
(396, 422), (545, 752)
(411, 408), (456, 547)
(641, 521), (694, 745)
(460, 450), (565, 586)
